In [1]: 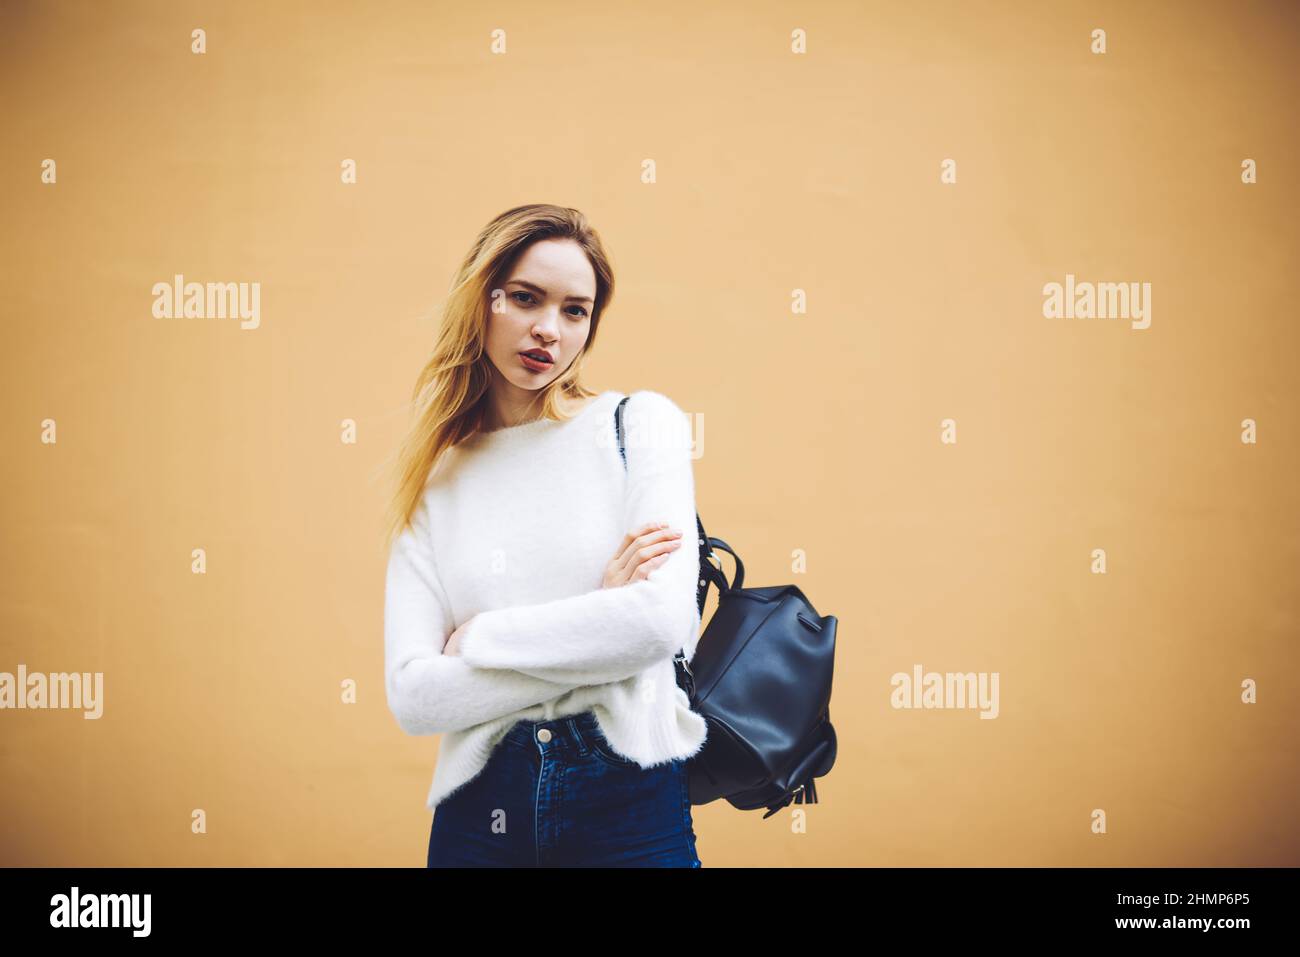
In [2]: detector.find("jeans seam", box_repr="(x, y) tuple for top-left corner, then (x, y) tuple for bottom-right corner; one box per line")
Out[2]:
(555, 759), (567, 861)
(567, 716), (587, 755)
(680, 761), (698, 867)
(534, 742), (544, 868)
(588, 742), (634, 768)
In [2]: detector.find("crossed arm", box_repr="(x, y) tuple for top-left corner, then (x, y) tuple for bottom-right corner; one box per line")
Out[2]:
(384, 391), (700, 735)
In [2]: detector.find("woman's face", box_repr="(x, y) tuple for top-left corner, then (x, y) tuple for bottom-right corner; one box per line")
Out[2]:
(485, 237), (596, 395)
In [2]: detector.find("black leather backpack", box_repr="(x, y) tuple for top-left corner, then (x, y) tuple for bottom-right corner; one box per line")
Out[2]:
(615, 395), (838, 818)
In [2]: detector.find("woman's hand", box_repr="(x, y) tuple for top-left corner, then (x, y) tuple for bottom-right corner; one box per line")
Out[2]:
(603, 521), (684, 588)
(443, 617), (473, 656)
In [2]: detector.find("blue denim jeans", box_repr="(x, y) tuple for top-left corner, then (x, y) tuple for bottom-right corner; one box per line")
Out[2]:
(427, 710), (701, 867)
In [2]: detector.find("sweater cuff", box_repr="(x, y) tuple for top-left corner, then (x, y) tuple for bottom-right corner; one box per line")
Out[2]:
(458, 614), (494, 668)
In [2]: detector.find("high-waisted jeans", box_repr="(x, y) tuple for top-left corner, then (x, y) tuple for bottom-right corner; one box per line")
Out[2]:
(427, 710), (702, 868)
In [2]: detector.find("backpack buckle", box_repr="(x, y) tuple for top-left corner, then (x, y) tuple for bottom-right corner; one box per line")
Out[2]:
(673, 651), (693, 678)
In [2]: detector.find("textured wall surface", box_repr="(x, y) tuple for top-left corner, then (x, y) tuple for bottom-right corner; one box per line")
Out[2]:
(1, 0), (1297, 866)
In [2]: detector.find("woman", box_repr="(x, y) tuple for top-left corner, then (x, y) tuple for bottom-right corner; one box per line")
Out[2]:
(382, 204), (708, 867)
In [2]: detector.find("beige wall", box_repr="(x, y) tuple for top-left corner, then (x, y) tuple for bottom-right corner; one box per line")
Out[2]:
(1, 0), (1297, 866)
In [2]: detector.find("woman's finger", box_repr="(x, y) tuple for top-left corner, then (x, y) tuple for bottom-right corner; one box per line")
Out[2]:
(612, 522), (666, 559)
(603, 522), (684, 589)
(624, 540), (682, 583)
(614, 524), (682, 576)
(629, 553), (672, 582)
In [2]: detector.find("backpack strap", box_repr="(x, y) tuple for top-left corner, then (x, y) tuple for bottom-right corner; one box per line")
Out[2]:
(615, 394), (721, 700)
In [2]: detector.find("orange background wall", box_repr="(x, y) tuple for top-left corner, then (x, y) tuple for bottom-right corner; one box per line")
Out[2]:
(2, 0), (1297, 865)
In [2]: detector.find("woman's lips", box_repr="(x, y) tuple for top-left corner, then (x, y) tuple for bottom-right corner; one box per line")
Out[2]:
(519, 352), (553, 373)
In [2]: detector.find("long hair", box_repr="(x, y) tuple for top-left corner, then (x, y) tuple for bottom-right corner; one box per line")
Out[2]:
(382, 204), (616, 551)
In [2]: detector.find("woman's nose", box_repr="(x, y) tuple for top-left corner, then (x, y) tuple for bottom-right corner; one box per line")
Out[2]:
(533, 310), (562, 337)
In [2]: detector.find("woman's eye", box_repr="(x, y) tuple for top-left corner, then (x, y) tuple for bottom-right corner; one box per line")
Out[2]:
(510, 291), (585, 318)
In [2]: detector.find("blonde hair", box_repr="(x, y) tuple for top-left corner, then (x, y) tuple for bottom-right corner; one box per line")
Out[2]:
(382, 204), (616, 551)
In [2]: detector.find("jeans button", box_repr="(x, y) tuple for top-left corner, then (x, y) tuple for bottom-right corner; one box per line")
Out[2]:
(537, 728), (552, 743)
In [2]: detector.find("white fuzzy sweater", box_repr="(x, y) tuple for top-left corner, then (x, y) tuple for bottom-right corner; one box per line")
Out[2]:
(383, 389), (709, 810)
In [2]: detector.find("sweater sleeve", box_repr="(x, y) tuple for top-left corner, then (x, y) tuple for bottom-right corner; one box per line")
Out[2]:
(384, 495), (583, 736)
(458, 390), (701, 685)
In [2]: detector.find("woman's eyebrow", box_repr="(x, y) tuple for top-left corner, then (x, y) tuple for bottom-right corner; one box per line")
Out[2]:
(506, 278), (594, 304)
